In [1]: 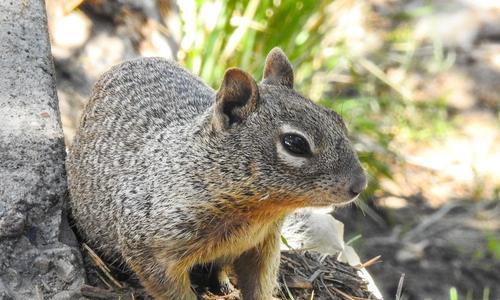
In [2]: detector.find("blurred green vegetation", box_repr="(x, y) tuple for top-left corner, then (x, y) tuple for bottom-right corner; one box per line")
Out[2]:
(177, 0), (452, 197)
(448, 286), (491, 300)
(487, 234), (500, 261)
(178, 0), (329, 87)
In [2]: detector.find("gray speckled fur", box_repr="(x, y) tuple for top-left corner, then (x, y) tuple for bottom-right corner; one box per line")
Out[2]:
(67, 49), (365, 300)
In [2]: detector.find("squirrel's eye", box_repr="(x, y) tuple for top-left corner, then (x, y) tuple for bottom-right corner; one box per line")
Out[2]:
(282, 134), (311, 156)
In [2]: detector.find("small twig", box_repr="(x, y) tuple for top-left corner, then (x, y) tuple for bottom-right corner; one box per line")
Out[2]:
(346, 234), (363, 246)
(329, 285), (356, 300)
(96, 272), (114, 290)
(296, 253), (313, 272)
(281, 275), (296, 300)
(285, 276), (314, 289)
(309, 290), (315, 300)
(395, 273), (405, 300)
(356, 255), (382, 269)
(281, 254), (303, 268)
(320, 275), (339, 300)
(329, 285), (372, 300)
(307, 269), (323, 282)
(83, 243), (124, 289)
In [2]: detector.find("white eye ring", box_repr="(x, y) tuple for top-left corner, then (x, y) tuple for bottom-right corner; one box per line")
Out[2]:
(276, 125), (315, 167)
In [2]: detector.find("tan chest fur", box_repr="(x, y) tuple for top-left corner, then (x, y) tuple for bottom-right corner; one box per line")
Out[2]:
(204, 217), (277, 262)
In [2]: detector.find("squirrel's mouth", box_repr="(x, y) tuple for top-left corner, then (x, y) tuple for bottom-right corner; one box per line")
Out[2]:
(333, 195), (359, 207)
(308, 193), (359, 208)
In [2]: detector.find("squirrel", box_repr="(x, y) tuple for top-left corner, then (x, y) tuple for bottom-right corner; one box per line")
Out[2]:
(66, 48), (367, 300)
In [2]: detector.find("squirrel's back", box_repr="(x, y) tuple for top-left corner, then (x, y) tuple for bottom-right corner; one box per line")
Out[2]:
(81, 58), (214, 136)
(67, 58), (214, 257)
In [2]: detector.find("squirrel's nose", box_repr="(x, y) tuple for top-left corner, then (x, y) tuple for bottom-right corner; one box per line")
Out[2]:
(348, 171), (367, 197)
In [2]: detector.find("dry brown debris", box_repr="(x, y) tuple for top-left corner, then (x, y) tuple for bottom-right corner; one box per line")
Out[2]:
(277, 251), (379, 300)
(81, 244), (380, 300)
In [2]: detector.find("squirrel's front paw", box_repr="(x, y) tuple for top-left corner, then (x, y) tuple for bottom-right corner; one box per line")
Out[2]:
(210, 270), (234, 295)
(216, 276), (234, 295)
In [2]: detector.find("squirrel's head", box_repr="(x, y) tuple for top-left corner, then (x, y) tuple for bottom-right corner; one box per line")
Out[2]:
(208, 48), (366, 208)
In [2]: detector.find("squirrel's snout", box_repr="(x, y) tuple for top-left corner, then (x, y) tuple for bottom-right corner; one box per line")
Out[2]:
(348, 170), (367, 197)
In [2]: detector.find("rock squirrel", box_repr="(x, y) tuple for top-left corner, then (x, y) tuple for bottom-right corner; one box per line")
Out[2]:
(66, 48), (367, 300)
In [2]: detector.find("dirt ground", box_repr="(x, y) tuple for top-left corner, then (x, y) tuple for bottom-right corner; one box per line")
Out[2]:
(335, 198), (500, 299)
(47, 0), (499, 299)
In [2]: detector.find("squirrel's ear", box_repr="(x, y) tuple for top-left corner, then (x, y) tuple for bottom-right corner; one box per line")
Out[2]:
(213, 68), (259, 130)
(262, 47), (294, 89)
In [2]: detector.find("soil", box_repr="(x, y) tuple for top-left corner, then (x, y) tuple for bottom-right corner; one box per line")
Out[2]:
(335, 198), (500, 300)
